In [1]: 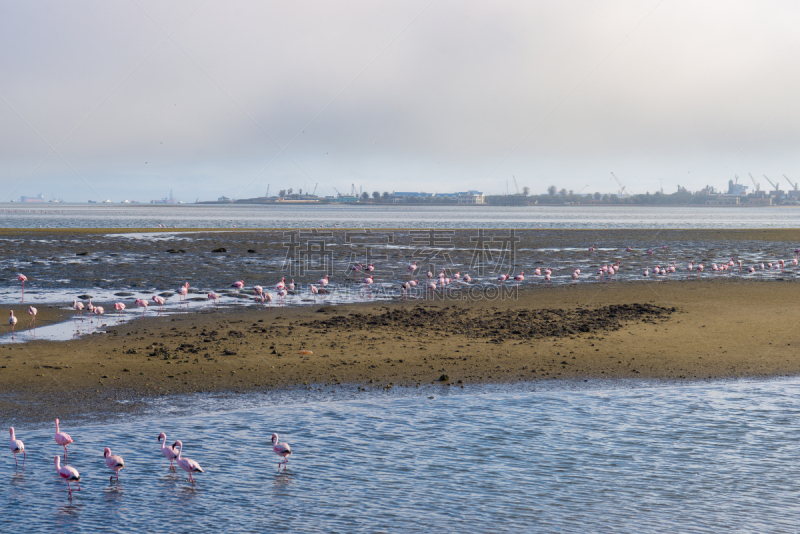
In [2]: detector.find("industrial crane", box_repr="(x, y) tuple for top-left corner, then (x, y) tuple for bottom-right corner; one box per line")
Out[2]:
(783, 174), (798, 191)
(311, 182), (318, 196)
(609, 172), (629, 197)
(763, 174), (780, 192)
(748, 173), (761, 192)
(512, 175), (520, 195)
(333, 187), (342, 197)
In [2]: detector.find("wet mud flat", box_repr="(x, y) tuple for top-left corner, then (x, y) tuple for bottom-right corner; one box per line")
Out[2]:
(2, 279), (800, 425)
(1, 228), (800, 306)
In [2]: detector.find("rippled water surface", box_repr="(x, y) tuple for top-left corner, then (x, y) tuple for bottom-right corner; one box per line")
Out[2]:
(5, 203), (800, 229)
(4, 378), (800, 532)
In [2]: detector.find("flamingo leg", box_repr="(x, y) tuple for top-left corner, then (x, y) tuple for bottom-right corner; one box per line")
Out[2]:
(13, 452), (17, 466)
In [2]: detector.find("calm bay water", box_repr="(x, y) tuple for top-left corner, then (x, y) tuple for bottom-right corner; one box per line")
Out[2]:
(4, 203), (800, 229)
(4, 378), (800, 532)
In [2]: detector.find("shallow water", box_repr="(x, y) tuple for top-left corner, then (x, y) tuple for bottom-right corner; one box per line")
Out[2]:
(4, 378), (800, 532)
(5, 203), (800, 229)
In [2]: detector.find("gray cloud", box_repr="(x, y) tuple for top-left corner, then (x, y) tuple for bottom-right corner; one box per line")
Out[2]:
(1, 0), (799, 201)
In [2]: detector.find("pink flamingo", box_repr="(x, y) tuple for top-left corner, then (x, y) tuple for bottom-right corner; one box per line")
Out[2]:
(94, 306), (104, 323)
(407, 262), (418, 278)
(310, 284), (319, 302)
(287, 279), (295, 292)
(497, 273), (508, 286)
(104, 447), (125, 481)
(544, 272), (551, 285)
(17, 274), (27, 301)
(401, 281), (411, 299)
(173, 440), (204, 484)
(178, 282), (189, 303)
(318, 275), (330, 287)
(697, 263), (704, 276)
(363, 275), (374, 297)
(625, 247), (632, 252)
(686, 261), (694, 278)
(427, 270), (433, 280)
(27, 306), (37, 329)
(207, 292), (220, 307)
(351, 263), (364, 280)
(463, 274), (471, 283)
(114, 302), (126, 317)
(277, 288), (288, 305)
(453, 272), (461, 281)
(151, 295), (166, 315)
(135, 298), (148, 317)
(231, 280), (244, 294)
(264, 292), (274, 310)
(55, 418), (73, 462)
(9, 427), (24, 468)
(271, 433), (292, 469)
(643, 267), (649, 279)
(73, 300), (84, 321)
(275, 277), (286, 291)
(87, 299), (94, 317)
(253, 285), (264, 303)
(8, 310), (16, 339)
(571, 270), (579, 282)
(158, 432), (178, 471)
(514, 271), (525, 286)
(366, 264), (375, 273)
(589, 246), (595, 252)
(54, 456), (80, 498)
(427, 281), (437, 295)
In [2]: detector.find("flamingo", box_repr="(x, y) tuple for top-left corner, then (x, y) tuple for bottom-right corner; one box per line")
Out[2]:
(104, 447), (125, 481)
(114, 302), (126, 317)
(275, 277), (286, 291)
(87, 299), (94, 316)
(73, 300), (84, 321)
(407, 262), (418, 277)
(287, 279), (295, 292)
(173, 440), (204, 484)
(514, 271), (525, 286)
(151, 295), (166, 315)
(401, 281), (411, 299)
(277, 288), (288, 305)
(207, 293), (220, 307)
(135, 298), (148, 317)
(264, 292), (274, 310)
(54, 456), (81, 498)
(697, 263), (704, 276)
(93, 306), (104, 323)
(55, 418), (73, 463)
(231, 280), (244, 294)
(310, 284), (319, 302)
(363, 275), (374, 297)
(625, 247), (632, 252)
(253, 285), (264, 303)
(318, 274), (330, 287)
(544, 272), (551, 285)
(589, 246), (595, 252)
(9, 427), (24, 468)
(351, 263), (364, 280)
(8, 310), (16, 339)
(427, 281), (437, 294)
(178, 282), (189, 303)
(497, 273), (509, 286)
(27, 306), (36, 329)
(571, 270), (579, 282)
(453, 272), (461, 281)
(271, 433), (292, 469)
(643, 268), (649, 279)
(158, 432), (178, 471)
(463, 274), (471, 283)
(17, 274), (27, 301)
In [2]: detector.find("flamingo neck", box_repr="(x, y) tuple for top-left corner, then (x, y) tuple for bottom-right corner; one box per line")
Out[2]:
(9, 428), (15, 440)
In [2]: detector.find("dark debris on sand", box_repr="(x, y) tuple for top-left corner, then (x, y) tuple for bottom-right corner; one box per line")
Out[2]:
(304, 304), (676, 341)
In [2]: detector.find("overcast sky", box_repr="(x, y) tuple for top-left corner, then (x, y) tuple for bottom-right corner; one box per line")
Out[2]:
(1, 0), (799, 202)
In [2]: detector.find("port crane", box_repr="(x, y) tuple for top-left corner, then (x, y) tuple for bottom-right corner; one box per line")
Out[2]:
(609, 172), (629, 197)
(333, 187), (342, 197)
(311, 182), (318, 196)
(512, 175), (520, 195)
(748, 173), (761, 193)
(763, 174), (780, 192)
(783, 174), (798, 191)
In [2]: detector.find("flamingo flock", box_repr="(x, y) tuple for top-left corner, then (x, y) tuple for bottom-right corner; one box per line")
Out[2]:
(9, 421), (292, 498)
(5, 246), (800, 335)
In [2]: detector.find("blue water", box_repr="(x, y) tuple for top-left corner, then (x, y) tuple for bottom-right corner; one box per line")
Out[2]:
(5, 203), (800, 229)
(4, 378), (800, 532)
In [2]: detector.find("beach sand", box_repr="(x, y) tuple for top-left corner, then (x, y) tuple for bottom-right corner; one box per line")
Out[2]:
(3, 278), (800, 423)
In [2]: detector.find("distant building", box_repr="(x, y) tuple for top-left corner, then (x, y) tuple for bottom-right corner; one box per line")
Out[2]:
(392, 190), (485, 204)
(20, 193), (45, 203)
(705, 195), (740, 206)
